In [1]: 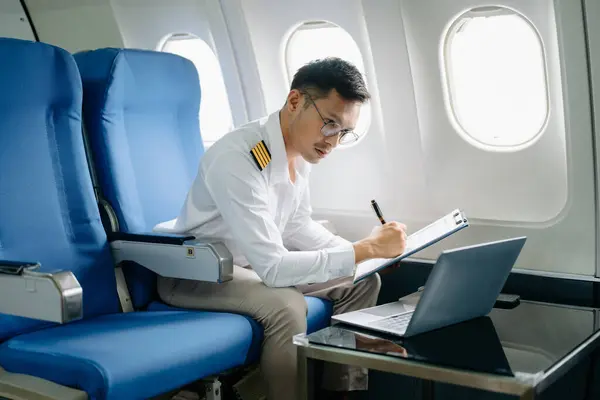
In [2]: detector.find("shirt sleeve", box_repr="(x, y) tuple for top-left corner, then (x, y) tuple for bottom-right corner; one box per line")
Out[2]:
(282, 184), (352, 251)
(202, 151), (356, 288)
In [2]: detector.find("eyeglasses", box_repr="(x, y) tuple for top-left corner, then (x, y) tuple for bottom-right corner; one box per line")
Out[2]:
(304, 93), (359, 145)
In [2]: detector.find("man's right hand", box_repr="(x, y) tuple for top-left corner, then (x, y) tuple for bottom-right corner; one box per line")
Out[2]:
(369, 221), (408, 258)
(353, 221), (407, 264)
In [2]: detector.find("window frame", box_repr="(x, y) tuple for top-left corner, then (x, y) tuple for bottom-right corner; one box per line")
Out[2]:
(158, 32), (235, 147)
(441, 6), (551, 152)
(284, 20), (338, 84)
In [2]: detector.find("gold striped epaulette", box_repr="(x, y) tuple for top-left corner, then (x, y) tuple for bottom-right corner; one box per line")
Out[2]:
(250, 140), (271, 171)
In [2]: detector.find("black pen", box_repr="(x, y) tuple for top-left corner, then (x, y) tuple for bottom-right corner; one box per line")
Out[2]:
(371, 199), (386, 225)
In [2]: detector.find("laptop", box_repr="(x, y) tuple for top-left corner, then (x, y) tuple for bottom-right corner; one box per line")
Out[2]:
(332, 237), (526, 337)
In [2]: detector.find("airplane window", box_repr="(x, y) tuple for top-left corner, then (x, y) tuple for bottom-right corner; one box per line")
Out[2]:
(285, 21), (371, 142)
(443, 7), (549, 150)
(160, 33), (234, 147)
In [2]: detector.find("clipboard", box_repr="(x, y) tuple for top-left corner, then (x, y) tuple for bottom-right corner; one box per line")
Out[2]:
(353, 209), (469, 283)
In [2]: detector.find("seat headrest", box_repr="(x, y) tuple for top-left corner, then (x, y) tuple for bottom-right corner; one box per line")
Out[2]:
(0, 37), (82, 106)
(74, 48), (201, 112)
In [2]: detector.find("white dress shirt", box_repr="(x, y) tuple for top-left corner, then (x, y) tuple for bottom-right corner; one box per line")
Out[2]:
(153, 111), (356, 287)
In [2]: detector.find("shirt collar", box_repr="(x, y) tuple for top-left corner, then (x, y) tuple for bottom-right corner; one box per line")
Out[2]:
(264, 110), (310, 185)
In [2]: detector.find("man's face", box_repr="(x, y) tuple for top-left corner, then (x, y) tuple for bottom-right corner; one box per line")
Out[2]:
(286, 89), (361, 164)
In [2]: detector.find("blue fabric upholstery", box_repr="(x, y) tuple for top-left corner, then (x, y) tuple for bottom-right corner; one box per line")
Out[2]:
(305, 296), (334, 333)
(0, 38), (262, 399)
(0, 38), (120, 341)
(75, 48), (204, 309)
(147, 295), (333, 363)
(0, 312), (256, 399)
(147, 302), (265, 364)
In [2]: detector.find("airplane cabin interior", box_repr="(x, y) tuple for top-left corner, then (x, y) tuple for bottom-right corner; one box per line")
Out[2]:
(1, 0), (600, 399)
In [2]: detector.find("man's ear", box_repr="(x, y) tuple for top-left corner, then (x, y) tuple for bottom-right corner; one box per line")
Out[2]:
(286, 89), (303, 113)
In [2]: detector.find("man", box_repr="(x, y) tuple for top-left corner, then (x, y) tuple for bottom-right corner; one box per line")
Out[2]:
(154, 57), (407, 399)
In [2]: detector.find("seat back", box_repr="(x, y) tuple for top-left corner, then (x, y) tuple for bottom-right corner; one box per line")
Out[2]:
(74, 48), (204, 308)
(0, 38), (120, 341)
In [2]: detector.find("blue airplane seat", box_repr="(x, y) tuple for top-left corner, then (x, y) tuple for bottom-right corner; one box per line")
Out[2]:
(0, 38), (257, 399)
(73, 48), (333, 345)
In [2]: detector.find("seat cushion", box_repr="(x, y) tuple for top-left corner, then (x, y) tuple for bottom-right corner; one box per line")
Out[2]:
(0, 311), (257, 400)
(147, 301), (264, 364)
(149, 296), (332, 333)
(147, 295), (333, 364)
(0, 38), (119, 341)
(305, 296), (334, 333)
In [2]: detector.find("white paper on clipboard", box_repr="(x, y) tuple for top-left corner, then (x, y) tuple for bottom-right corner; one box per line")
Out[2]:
(353, 209), (469, 284)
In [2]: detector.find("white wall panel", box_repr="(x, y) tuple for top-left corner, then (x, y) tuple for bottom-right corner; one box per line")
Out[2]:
(0, 0), (35, 41)
(584, 0), (600, 277)
(218, 0), (266, 122)
(402, 0), (568, 223)
(111, 0), (213, 51)
(26, 0), (123, 53)
(110, 0), (248, 127)
(360, 0), (431, 220)
(313, 0), (594, 276)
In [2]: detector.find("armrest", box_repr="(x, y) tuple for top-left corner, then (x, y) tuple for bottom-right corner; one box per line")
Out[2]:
(107, 231), (195, 245)
(110, 233), (233, 283)
(0, 260), (82, 323)
(0, 260), (40, 275)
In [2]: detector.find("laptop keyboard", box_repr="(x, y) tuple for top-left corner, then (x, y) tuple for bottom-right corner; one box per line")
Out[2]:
(361, 302), (415, 317)
(371, 312), (413, 331)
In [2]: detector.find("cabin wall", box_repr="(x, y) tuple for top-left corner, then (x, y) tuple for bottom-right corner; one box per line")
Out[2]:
(0, 1), (35, 41)
(0, 0), (598, 279)
(217, 0), (266, 121)
(374, 0), (596, 277)
(23, 0), (123, 53)
(584, 0), (600, 278)
(109, 0), (249, 130)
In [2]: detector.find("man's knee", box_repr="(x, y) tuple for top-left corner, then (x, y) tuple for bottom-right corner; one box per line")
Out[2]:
(259, 286), (307, 332)
(351, 273), (381, 307)
(360, 272), (382, 294)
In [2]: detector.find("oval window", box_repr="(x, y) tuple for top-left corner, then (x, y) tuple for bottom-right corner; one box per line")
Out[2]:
(160, 33), (234, 147)
(443, 7), (549, 150)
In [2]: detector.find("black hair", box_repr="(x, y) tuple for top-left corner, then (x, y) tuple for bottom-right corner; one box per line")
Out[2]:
(290, 57), (370, 105)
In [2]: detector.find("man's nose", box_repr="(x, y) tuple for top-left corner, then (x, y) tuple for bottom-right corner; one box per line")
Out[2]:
(323, 134), (339, 148)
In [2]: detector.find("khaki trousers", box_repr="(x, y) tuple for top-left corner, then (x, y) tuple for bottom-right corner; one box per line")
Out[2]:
(157, 266), (381, 400)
